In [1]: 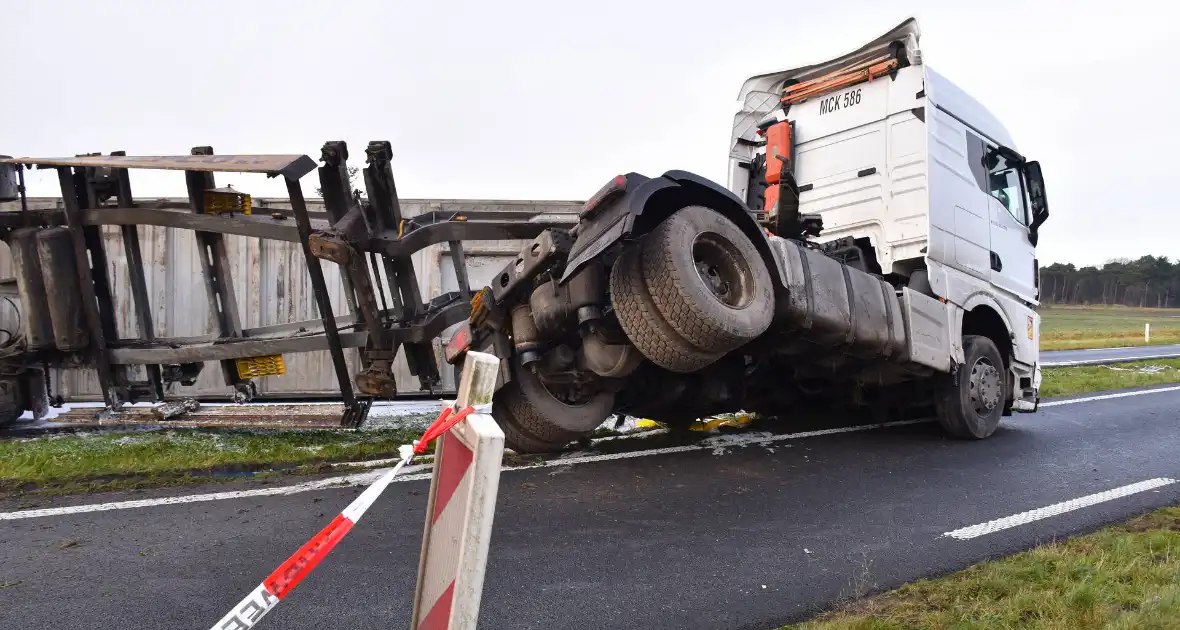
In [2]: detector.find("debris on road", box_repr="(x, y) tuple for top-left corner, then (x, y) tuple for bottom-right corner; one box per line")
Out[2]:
(689, 412), (757, 433)
(607, 412), (758, 436)
(152, 398), (200, 421)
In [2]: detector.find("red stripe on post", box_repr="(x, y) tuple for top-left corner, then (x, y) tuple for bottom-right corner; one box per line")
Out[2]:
(415, 406), (474, 455)
(432, 431), (473, 524)
(263, 513), (355, 599)
(417, 580), (456, 630)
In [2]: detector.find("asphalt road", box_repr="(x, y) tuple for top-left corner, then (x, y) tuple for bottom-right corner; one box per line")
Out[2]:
(1041, 343), (1180, 366)
(2, 386), (1179, 629)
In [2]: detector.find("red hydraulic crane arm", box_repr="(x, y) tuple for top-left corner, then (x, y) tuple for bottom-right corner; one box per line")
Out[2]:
(781, 54), (900, 105)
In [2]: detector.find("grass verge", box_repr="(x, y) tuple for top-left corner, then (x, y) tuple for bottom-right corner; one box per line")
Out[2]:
(0, 427), (419, 494)
(789, 505), (1180, 629)
(1040, 305), (1180, 351)
(5, 357), (1179, 496)
(1039, 359), (1180, 398)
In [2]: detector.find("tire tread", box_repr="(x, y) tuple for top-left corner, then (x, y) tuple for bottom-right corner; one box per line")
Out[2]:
(491, 363), (614, 453)
(611, 246), (720, 373)
(641, 206), (773, 352)
(936, 335), (1004, 440)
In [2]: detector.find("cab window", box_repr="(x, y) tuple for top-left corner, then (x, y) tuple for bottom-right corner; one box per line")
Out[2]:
(966, 132), (988, 191)
(983, 145), (1029, 225)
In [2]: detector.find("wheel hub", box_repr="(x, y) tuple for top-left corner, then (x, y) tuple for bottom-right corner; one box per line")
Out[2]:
(968, 358), (1002, 415)
(696, 261), (731, 299)
(691, 234), (751, 308)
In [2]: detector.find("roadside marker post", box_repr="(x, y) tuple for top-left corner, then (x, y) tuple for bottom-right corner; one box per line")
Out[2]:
(206, 350), (502, 630)
(208, 443), (421, 630)
(412, 351), (504, 630)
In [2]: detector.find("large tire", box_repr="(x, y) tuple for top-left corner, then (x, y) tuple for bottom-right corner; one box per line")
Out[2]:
(492, 359), (615, 453)
(610, 246), (722, 373)
(0, 377), (22, 428)
(641, 206), (774, 353)
(936, 335), (1005, 439)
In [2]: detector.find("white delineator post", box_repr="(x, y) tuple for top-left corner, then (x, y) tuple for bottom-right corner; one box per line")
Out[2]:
(411, 351), (504, 630)
(1146, 323), (1151, 343)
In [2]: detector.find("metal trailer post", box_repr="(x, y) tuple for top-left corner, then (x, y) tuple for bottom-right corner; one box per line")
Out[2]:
(55, 167), (123, 410)
(75, 164), (124, 352)
(445, 240), (472, 388)
(184, 146), (254, 402)
(314, 141), (362, 363)
(447, 240), (472, 300)
(362, 141), (441, 392)
(286, 175), (369, 426)
(315, 141), (399, 398)
(110, 151), (165, 401)
(76, 165), (130, 400)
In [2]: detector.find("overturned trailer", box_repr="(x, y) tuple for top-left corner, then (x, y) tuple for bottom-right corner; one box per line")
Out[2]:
(0, 142), (572, 426)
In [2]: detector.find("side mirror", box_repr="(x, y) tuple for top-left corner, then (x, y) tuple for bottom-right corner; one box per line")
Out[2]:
(1024, 160), (1049, 245)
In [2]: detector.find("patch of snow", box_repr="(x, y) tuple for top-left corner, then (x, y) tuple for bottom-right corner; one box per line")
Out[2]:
(361, 410), (441, 432)
(698, 431), (786, 456)
(1104, 364), (1171, 374)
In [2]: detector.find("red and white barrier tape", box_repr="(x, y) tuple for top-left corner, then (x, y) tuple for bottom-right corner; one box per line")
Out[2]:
(210, 405), (475, 630)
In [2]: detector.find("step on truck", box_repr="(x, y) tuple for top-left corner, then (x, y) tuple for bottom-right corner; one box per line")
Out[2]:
(445, 18), (1050, 452)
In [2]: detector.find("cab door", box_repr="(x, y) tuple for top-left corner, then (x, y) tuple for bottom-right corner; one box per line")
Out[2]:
(968, 132), (1038, 302)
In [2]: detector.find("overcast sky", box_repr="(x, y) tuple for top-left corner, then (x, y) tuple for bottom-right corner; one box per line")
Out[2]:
(5, 0), (1175, 267)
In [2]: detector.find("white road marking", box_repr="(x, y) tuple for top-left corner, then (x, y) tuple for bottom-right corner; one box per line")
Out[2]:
(1043, 350), (1180, 367)
(329, 429), (671, 470)
(588, 428), (670, 443)
(943, 477), (1178, 540)
(329, 458), (433, 473)
(1039, 385), (1180, 407)
(0, 419), (929, 521)
(0, 469), (435, 521)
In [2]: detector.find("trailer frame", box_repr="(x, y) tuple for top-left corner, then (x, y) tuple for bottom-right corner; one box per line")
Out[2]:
(0, 142), (574, 426)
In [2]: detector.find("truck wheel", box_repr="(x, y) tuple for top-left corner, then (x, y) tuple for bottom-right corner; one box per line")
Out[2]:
(641, 205), (774, 353)
(0, 377), (22, 428)
(492, 359), (615, 453)
(610, 246), (723, 373)
(936, 335), (1005, 439)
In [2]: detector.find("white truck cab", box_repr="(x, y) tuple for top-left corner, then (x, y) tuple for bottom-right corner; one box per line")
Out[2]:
(444, 18), (1051, 452)
(727, 17), (1048, 415)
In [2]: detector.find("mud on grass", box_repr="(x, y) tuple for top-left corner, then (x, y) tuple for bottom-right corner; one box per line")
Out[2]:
(791, 506), (1180, 630)
(0, 427), (420, 495)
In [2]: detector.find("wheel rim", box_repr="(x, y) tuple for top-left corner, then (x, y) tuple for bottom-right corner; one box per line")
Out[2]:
(526, 360), (597, 408)
(968, 357), (1002, 416)
(692, 233), (754, 309)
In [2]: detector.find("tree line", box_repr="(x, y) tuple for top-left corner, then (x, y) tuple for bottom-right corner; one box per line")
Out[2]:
(1041, 256), (1180, 308)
